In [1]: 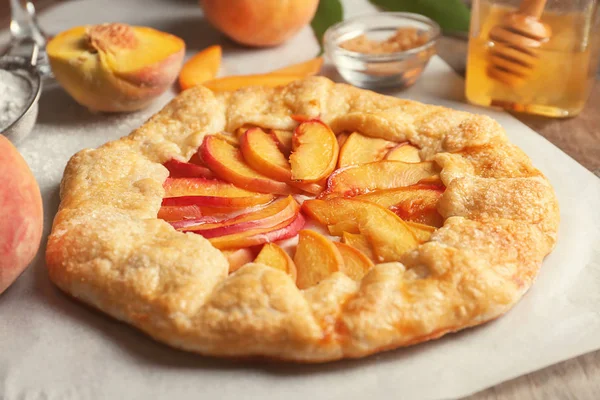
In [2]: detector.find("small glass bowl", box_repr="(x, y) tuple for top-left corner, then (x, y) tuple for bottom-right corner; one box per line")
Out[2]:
(324, 12), (440, 90)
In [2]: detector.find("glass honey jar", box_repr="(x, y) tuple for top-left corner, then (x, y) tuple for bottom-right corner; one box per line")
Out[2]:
(466, 0), (600, 117)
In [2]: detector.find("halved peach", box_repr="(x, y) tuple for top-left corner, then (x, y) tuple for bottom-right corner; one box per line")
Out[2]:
(208, 213), (305, 250)
(303, 198), (418, 262)
(157, 204), (203, 222)
(163, 159), (214, 179)
(223, 248), (255, 273)
(334, 241), (374, 281)
(320, 161), (439, 198)
(201, 135), (292, 194)
(337, 132), (396, 168)
(294, 230), (344, 289)
(270, 129), (293, 157)
(290, 120), (339, 183)
(240, 128), (291, 182)
(356, 183), (444, 227)
(342, 232), (375, 261)
(385, 143), (421, 163)
(162, 177), (274, 209)
(254, 243), (297, 282)
(171, 196), (299, 237)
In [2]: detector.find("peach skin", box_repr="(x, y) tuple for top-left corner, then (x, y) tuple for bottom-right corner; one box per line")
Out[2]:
(47, 23), (184, 112)
(0, 136), (43, 294)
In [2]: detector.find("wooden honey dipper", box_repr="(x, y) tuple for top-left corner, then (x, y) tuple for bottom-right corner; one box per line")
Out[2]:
(487, 0), (551, 86)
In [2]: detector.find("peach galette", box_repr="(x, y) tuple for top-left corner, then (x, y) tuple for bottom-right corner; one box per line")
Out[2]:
(46, 77), (559, 362)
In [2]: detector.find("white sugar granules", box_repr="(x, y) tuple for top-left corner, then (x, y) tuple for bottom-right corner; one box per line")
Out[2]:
(0, 69), (32, 131)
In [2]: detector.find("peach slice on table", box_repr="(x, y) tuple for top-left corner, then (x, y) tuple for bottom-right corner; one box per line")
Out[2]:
(171, 196), (299, 237)
(178, 45), (222, 91)
(303, 198), (419, 263)
(320, 161), (439, 199)
(294, 230), (344, 289)
(254, 243), (297, 282)
(271, 57), (323, 76)
(163, 159), (214, 179)
(223, 248), (255, 274)
(208, 213), (305, 250)
(240, 128), (291, 182)
(342, 232), (375, 262)
(290, 120), (339, 183)
(157, 204), (203, 222)
(337, 132), (396, 168)
(200, 135), (292, 195)
(385, 143), (421, 163)
(47, 23), (184, 112)
(270, 129), (293, 157)
(356, 183), (444, 227)
(334, 242), (374, 281)
(162, 177), (274, 209)
(203, 74), (304, 92)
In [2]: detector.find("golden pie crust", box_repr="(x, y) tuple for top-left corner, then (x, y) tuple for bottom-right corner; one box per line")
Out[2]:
(46, 77), (559, 362)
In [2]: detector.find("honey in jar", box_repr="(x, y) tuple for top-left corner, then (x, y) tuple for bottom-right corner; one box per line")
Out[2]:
(466, 0), (600, 117)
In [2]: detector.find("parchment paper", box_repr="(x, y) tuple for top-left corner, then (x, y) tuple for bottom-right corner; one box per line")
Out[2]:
(1, 1), (599, 399)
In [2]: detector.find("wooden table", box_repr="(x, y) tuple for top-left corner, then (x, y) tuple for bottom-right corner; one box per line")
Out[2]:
(2, 3), (599, 399)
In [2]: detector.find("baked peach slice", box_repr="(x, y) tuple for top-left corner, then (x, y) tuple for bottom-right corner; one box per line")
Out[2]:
(162, 177), (274, 209)
(240, 128), (291, 182)
(342, 232), (375, 261)
(223, 248), (255, 273)
(320, 161), (439, 198)
(294, 230), (344, 289)
(254, 243), (297, 282)
(337, 132), (396, 168)
(334, 242), (374, 281)
(290, 120), (339, 183)
(209, 213), (305, 250)
(385, 143), (421, 163)
(171, 196), (299, 236)
(336, 132), (350, 148)
(356, 183), (444, 227)
(201, 135), (292, 194)
(157, 204), (203, 222)
(270, 129), (293, 157)
(163, 159), (214, 178)
(406, 221), (436, 243)
(303, 198), (418, 263)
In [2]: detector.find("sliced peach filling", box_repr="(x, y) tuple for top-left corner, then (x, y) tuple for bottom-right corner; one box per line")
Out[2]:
(157, 119), (446, 287)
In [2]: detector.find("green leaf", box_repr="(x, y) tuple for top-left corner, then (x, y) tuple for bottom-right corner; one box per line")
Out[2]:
(368, 0), (471, 33)
(311, 0), (344, 49)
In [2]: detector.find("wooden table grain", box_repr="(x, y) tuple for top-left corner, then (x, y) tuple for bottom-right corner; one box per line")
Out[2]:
(1, 4), (599, 400)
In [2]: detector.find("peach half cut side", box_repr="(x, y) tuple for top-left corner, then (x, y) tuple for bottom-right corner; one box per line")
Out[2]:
(200, 135), (292, 195)
(47, 23), (184, 112)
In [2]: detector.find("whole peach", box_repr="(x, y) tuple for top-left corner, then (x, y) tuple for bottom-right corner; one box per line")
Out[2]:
(0, 136), (43, 294)
(200, 0), (319, 47)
